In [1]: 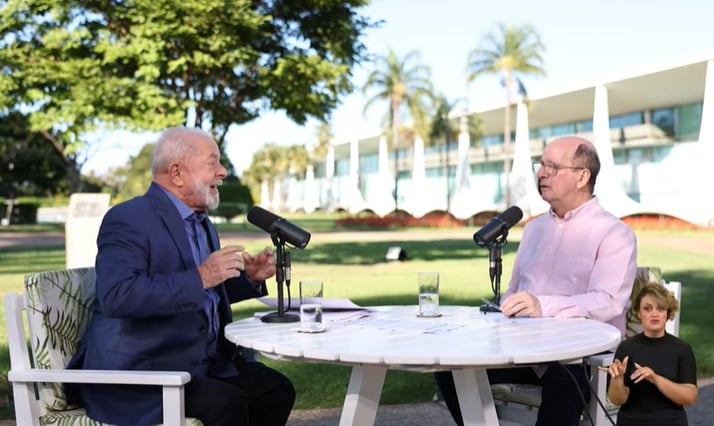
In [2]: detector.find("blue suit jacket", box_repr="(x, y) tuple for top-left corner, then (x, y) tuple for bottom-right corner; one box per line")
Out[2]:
(66, 183), (267, 425)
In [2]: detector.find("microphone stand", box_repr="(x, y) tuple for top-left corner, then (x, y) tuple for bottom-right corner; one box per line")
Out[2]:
(261, 233), (299, 323)
(479, 226), (509, 313)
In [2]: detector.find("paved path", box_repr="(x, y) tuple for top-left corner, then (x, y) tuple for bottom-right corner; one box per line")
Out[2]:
(284, 379), (714, 425)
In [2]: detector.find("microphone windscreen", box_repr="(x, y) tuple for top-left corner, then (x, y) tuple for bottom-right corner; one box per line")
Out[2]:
(499, 206), (524, 227)
(246, 206), (279, 232)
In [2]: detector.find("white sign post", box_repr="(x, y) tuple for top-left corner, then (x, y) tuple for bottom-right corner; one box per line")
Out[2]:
(65, 193), (110, 269)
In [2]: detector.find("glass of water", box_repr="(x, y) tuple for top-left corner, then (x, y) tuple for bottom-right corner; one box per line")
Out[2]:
(417, 272), (440, 317)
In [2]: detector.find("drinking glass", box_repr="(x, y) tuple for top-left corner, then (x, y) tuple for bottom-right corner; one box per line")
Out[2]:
(418, 272), (440, 317)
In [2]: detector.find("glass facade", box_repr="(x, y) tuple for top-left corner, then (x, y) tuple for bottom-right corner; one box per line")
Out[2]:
(678, 103), (702, 139)
(288, 89), (705, 220)
(480, 102), (701, 147)
(651, 108), (675, 136)
(335, 158), (350, 177)
(610, 111), (644, 129)
(360, 153), (379, 174)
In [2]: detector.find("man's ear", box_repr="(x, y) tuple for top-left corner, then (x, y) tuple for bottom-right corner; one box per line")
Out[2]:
(576, 168), (591, 190)
(168, 162), (183, 184)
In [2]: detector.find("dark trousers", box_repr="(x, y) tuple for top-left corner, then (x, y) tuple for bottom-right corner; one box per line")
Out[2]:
(185, 358), (295, 426)
(434, 364), (590, 426)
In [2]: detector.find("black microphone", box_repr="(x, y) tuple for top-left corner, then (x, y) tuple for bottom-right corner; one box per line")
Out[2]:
(473, 206), (523, 247)
(247, 206), (311, 249)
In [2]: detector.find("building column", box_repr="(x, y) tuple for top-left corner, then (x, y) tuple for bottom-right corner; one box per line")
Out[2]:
(592, 84), (642, 218)
(510, 100), (548, 217)
(323, 144), (335, 211)
(303, 165), (318, 214)
(348, 139), (366, 214)
(699, 60), (714, 153)
(260, 180), (271, 209)
(402, 136), (434, 218)
(449, 116), (478, 220)
(693, 60), (714, 225)
(366, 135), (396, 217)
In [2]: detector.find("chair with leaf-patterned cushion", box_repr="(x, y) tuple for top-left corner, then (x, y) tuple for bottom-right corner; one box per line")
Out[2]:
(492, 266), (682, 426)
(5, 267), (203, 426)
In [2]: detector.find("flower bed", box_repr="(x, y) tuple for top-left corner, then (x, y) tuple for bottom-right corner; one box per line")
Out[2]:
(335, 211), (700, 230)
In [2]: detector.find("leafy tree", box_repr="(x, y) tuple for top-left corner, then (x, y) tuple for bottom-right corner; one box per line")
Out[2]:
(111, 143), (156, 203)
(0, 0), (375, 193)
(362, 48), (434, 211)
(242, 143), (287, 205)
(427, 95), (481, 210)
(466, 22), (545, 206)
(213, 176), (254, 222)
(242, 143), (310, 208)
(312, 121), (333, 161)
(0, 111), (68, 197)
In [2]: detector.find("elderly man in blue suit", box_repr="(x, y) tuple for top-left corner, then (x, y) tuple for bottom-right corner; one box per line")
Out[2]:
(67, 126), (295, 426)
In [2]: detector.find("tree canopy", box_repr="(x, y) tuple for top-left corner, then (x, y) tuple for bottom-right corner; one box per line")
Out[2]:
(0, 0), (375, 193)
(0, 111), (69, 197)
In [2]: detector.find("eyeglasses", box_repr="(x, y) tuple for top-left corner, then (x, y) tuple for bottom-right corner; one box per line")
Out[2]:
(532, 161), (585, 176)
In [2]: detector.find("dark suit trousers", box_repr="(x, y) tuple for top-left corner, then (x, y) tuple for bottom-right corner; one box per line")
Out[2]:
(434, 364), (590, 426)
(185, 357), (295, 426)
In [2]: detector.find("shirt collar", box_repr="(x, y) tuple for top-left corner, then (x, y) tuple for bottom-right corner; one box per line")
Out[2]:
(156, 185), (194, 220)
(548, 196), (598, 221)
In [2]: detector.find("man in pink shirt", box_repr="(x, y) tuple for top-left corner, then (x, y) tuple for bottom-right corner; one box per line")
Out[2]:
(436, 136), (637, 426)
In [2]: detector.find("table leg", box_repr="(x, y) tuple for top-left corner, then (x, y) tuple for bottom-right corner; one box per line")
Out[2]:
(339, 365), (387, 426)
(452, 368), (499, 426)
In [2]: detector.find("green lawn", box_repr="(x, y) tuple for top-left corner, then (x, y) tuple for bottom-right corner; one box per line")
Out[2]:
(1, 221), (713, 417)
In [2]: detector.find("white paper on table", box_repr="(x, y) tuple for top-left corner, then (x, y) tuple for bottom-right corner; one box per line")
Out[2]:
(348, 317), (466, 334)
(323, 309), (374, 324)
(257, 297), (365, 311)
(252, 307), (374, 323)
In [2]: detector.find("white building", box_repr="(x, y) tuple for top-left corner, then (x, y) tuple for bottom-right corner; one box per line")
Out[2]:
(268, 51), (714, 227)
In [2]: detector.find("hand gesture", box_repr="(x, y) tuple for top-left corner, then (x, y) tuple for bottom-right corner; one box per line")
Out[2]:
(500, 291), (543, 317)
(631, 362), (657, 384)
(197, 245), (245, 288)
(608, 355), (628, 381)
(243, 246), (277, 282)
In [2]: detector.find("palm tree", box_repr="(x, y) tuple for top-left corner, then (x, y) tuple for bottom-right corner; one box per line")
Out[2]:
(466, 23), (545, 206)
(362, 48), (434, 212)
(312, 121), (332, 162)
(428, 95), (482, 210)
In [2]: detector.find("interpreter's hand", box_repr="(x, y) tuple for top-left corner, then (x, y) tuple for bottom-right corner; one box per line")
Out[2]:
(500, 291), (543, 317)
(243, 246), (277, 282)
(631, 361), (658, 384)
(608, 355), (628, 381)
(197, 245), (245, 288)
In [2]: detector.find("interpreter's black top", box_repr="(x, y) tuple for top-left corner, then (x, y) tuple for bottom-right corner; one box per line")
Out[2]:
(613, 333), (697, 426)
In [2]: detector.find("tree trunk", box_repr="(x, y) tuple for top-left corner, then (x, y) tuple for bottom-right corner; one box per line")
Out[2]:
(444, 127), (451, 210)
(391, 99), (400, 213)
(67, 163), (84, 194)
(503, 100), (511, 207)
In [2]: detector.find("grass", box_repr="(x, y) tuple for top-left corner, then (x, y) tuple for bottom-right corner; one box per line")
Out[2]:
(1, 217), (713, 416)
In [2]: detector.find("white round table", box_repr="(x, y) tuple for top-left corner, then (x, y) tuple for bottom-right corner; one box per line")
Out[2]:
(225, 305), (621, 426)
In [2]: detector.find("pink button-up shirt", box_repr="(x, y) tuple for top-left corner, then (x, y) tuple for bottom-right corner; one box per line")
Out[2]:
(504, 197), (637, 336)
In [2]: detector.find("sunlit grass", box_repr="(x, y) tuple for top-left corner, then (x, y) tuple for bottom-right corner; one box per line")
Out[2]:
(0, 220), (712, 415)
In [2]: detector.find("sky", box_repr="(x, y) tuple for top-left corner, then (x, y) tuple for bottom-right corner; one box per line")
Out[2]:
(82, 0), (714, 177)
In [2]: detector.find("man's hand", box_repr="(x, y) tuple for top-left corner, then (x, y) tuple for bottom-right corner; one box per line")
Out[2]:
(500, 291), (543, 317)
(243, 246), (277, 282)
(197, 245), (245, 288)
